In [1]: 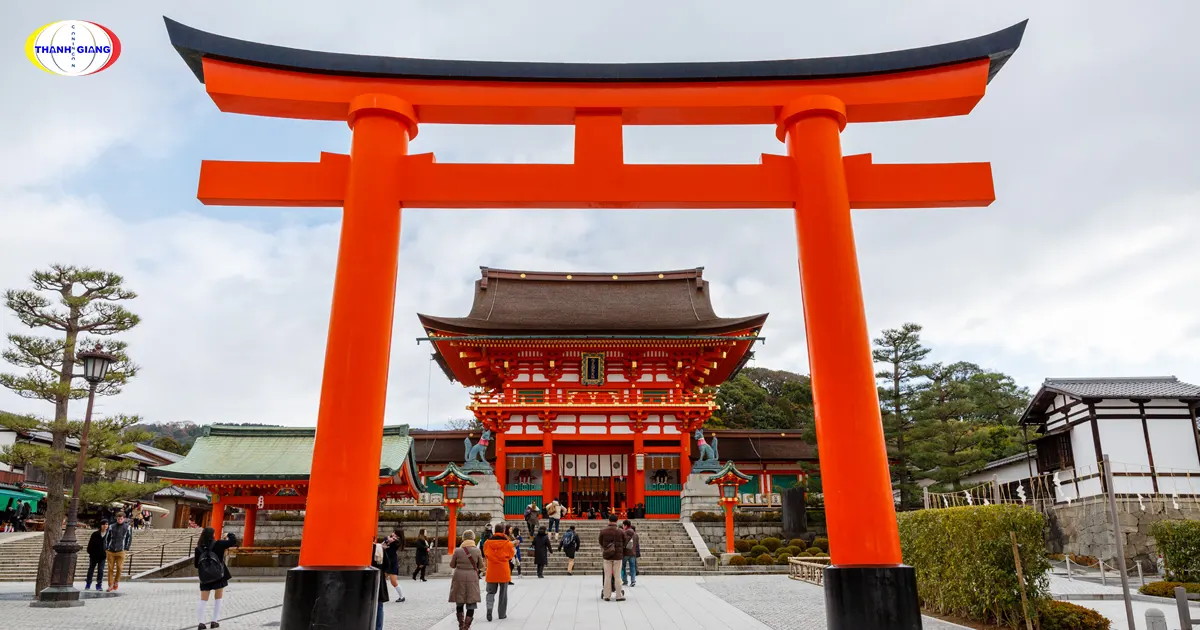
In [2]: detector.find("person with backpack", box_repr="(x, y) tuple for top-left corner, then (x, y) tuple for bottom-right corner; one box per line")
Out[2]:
(481, 523), (515, 621)
(105, 511), (133, 591)
(194, 527), (238, 629)
(558, 525), (580, 575)
(382, 529), (406, 602)
(448, 529), (483, 629)
(510, 527), (524, 579)
(532, 525), (553, 578)
(621, 522), (640, 588)
(84, 520), (109, 591)
(597, 514), (628, 601)
(371, 538), (391, 630)
(412, 529), (429, 582)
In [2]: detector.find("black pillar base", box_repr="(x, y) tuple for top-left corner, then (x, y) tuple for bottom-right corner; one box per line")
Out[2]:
(824, 565), (922, 630)
(281, 566), (379, 630)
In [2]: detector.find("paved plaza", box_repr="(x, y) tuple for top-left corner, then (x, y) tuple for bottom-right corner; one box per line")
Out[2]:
(0, 575), (969, 630)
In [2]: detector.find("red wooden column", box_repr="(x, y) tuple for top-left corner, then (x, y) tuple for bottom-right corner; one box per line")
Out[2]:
(679, 430), (691, 480)
(495, 430), (507, 490)
(632, 432), (645, 510)
(780, 94), (917, 629)
(300, 94), (416, 569)
(210, 499), (224, 538)
(542, 430), (554, 506)
(244, 506), (258, 548)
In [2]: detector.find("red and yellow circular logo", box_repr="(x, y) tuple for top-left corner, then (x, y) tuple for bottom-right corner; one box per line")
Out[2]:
(25, 21), (121, 76)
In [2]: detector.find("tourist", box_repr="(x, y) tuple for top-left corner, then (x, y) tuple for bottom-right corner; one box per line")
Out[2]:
(545, 500), (562, 537)
(598, 514), (627, 601)
(524, 503), (538, 537)
(105, 512), (133, 591)
(448, 529), (483, 629)
(586, 507), (596, 520)
(84, 520), (109, 591)
(482, 524), (514, 621)
(621, 522), (639, 587)
(412, 528), (429, 582)
(194, 527), (239, 629)
(532, 525), (553, 578)
(558, 525), (580, 575)
(510, 526), (524, 579)
(16, 500), (30, 531)
(371, 538), (390, 630)
(382, 529), (406, 602)
(132, 502), (144, 530)
(2, 505), (13, 532)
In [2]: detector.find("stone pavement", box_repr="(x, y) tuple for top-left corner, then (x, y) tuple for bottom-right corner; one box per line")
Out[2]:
(699, 575), (968, 630)
(0, 574), (975, 629)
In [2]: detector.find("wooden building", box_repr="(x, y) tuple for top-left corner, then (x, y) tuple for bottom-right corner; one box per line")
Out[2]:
(151, 424), (421, 545)
(418, 267), (815, 517)
(1021, 377), (1200, 499)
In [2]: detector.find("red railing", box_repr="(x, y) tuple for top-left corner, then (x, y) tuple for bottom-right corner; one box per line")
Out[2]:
(470, 389), (714, 407)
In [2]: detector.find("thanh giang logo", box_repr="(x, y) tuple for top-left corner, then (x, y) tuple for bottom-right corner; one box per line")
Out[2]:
(25, 21), (121, 76)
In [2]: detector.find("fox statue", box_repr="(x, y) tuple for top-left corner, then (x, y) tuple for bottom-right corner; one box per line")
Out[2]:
(464, 429), (492, 465)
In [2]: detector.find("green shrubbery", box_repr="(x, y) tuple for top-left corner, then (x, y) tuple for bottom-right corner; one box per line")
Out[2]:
(734, 539), (752, 553)
(898, 504), (1050, 628)
(812, 537), (829, 552)
(727, 555), (747, 566)
(776, 555), (791, 565)
(755, 553), (774, 565)
(1139, 581), (1200, 598)
(749, 545), (769, 556)
(1151, 520), (1200, 582)
(690, 511), (723, 522)
(805, 547), (822, 555)
(788, 538), (806, 549)
(1039, 601), (1110, 630)
(786, 545), (802, 555)
(761, 537), (782, 552)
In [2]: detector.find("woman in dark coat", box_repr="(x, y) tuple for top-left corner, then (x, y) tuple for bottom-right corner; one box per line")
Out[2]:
(412, 528), (429, 582)
(532, 525), (552, 578)
(382, 530), (405, 602)
(193, 528), (238, 629)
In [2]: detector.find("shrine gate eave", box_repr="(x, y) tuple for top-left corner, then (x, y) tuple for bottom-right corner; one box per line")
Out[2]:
(163, 16), (1026, 125)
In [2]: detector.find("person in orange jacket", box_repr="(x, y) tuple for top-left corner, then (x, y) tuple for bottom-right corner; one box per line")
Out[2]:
(481, 523), (515, 621)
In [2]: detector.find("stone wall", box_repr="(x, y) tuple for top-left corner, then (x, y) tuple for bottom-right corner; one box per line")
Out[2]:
(693, 523), (794, 551)
(1045, 496), (1200, 569)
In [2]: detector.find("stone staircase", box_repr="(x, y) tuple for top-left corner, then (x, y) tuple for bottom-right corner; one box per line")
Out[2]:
(0, 528), (200, 582)
(500, 519), (708, 576)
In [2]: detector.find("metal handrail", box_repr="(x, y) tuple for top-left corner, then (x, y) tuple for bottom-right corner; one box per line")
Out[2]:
(124, 534), (195, 576)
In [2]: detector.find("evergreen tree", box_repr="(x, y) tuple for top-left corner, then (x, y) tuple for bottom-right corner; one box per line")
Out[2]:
(872, 323), (931, 510)
(149, 435), (188, 455)
(0, 265), (141, 595)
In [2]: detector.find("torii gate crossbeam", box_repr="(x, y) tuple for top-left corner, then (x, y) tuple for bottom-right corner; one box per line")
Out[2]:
(165, 16), (1025, 630)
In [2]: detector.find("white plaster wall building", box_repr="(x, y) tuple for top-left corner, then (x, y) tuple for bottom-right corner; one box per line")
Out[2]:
(1020, 377), (1200, 502)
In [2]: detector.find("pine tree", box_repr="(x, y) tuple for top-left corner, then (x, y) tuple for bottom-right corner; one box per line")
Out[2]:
(0, 265), (142, 595)
(872, 323), (931, 509)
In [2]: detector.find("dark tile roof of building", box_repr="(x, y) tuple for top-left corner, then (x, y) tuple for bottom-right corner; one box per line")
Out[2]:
(418, 267), (767, 335)
(1042, 377), (1200, 399)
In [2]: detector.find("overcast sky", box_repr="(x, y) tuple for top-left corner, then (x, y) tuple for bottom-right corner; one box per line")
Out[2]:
(1, 1), (1197, 429)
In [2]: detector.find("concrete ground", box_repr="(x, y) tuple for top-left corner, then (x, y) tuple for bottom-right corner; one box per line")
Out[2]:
(0, 574), (970, 630)
(1048, 575), (1200, 630)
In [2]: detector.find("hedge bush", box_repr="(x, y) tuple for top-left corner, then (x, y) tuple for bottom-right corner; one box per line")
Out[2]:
(734, 539), (752, 553)
(749, 545), (769, 556)
(756, 553), (774, 565)
(727, 555), (747, 566)
(1151, 520), (1200, 582)
(805, 547), (822, 555)
(797, 551), (813, 558)
(1069, 554), (1099, 568)
(690, 511), (723, 522)
(761, 537), (782, 552)
(1138, 581), (1200, 598)
(812, 537), (829, 552)
(786, 545), (803, 556)
(1039, 601), (1110, 630)
(776, 556), (791, 565)
(898, 504), (1050, 628)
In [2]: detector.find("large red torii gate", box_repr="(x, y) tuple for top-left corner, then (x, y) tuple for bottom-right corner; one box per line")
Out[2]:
(165, 17), (1025, 630)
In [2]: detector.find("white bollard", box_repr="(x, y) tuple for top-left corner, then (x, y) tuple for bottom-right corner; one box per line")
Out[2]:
(1137, 561), (1144, 587)
(1145, 607), (1166, 630)
(1100, 559), (1106, 586)
(1066, 556), (1073, 581)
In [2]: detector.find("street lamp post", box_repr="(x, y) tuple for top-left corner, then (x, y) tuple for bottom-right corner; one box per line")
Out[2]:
(33, 344), (116, 608)
(427, 463), (477, 557)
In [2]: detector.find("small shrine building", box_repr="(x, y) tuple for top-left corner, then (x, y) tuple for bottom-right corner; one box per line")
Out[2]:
(151, 424), (421, 545)
(417, 267), (816, 518)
